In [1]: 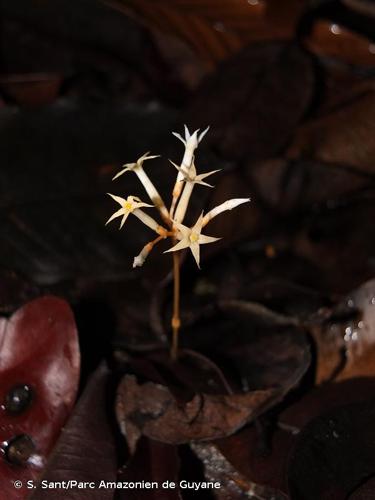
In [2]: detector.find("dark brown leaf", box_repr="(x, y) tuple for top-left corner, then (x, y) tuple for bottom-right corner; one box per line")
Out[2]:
(215, 423), (295, 497)
(288, 401), (375, 500)
(186, 42), (315, 161)
(116, 302), (310, 452)
(117, 372), (275, 453)
(250, 158), (374, 215)
(304, 20), (375, 68)
(191, 442), (289, 500)
(30, 363), (117, 500)
(288, 89), (375, 174)
(117, 437), (182, 500)
(348, 476), (375, 499)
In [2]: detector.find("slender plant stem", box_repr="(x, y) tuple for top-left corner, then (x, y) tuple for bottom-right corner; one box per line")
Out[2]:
(171, 251), (181, 361)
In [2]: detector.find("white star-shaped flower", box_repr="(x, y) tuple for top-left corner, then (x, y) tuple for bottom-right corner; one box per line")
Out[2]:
(169, 160), (220, 188)
(106, 194), (154, 229)
(112, 152), (169, 221)
(112, 152), (159, 180)
(172, 125), (209, 150)
(165, 214), (220, 268)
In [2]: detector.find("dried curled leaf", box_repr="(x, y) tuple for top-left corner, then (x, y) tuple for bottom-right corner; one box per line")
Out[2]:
(117, 372), (276, 454)
(116, 302), (310, 452)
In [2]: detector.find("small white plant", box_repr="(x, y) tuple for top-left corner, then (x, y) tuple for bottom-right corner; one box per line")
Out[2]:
(106, 126), (250, 360)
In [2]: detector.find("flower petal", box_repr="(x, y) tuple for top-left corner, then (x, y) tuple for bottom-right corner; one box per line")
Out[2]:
(119, 211), (130, 229)
(198, 126), (210, 143)
(107, 193), (126, 205)
(134, 202), (154, 209)
(105, 208), (124, 225)
(172, 221), (191, 240)
(198, 234), (221, 245)
(172, 132), (186, 146)
(192, 212), (205, 234)
(196, 169), (221, 181)
(190, 242), (201, 268)
(194, 180), (214, 188)
(184, 124), (190, 141)
(112, 167), (131, 180)
(169, 160), (192, 180)
(139, 152), (160, 163)
(164, 239), (190, 253)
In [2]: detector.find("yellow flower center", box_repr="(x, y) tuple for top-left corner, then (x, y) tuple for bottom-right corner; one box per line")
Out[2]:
(189, 232), (199, 243)
(123, 201), (133, 212)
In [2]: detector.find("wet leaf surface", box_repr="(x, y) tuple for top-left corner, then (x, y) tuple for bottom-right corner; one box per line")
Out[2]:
(2, 1), (375, 497)
(304, 19), (375, 67)
(30, 363), (116, 500)
(310, 279), (375, 384)
(288, 401), (375, 500)
(0, 296), (80, 499)
(191, 441), (289, 500)
(214, 422), (295, 497)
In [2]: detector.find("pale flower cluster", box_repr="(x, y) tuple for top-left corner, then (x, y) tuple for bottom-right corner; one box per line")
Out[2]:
(106, 126), (250, 268)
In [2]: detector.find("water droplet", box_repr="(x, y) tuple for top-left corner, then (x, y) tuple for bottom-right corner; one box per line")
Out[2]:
(371, 297), (375, 306)
(4, 384), (33, 414)
(347, 298), (354, 308)
(358, 320), (364, 329)
(4, 434), (36, 465)
(330, 24), (341, 35)
(28, 453), (44, 468)
(344, 326), (353, 341)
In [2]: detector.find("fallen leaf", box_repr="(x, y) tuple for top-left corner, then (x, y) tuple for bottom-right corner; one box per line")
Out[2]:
(288, 89), (375, 174)
(116, 358), (276, 453)
(288, 401), (375, 500)
(116, 302), (310, 452)
(30, 363), (117, 500)
(310, 279), (375, 384)
(191, 441), (289, 500)
(186, 42), (315, 161)
(117, 437), (182, 500)
(347, 475), (375, 499)
(0, 296), (80, 499)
